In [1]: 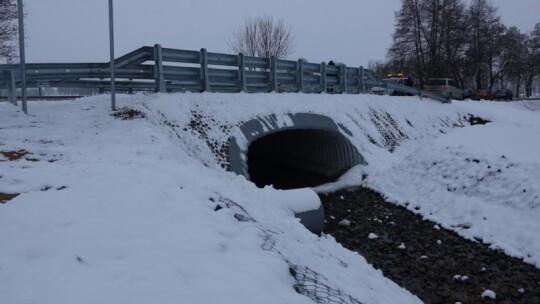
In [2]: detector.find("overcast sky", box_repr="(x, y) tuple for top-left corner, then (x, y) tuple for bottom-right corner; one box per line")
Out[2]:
(23, 0), (540, 67)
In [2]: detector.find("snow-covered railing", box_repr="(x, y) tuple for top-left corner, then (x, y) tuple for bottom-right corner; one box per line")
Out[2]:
(0, 44), (448, 103)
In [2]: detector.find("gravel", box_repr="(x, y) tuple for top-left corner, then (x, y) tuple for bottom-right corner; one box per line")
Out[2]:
(320, 187), (540, 304)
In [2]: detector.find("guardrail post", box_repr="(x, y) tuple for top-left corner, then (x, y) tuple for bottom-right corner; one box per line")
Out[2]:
(153, 44), (166, 93)
(297, 59), (304, 93)
(320, 62), (327, 94)
(128, 79), (134, 94)
(340, 64), (347, 94)
(200, 48), (210, 92)
(358, 66), (365, 94)
(5, 70), (17, 105)
(99, 79), (105, 94)
(238, 53), (247, 92)
(270, 56), (278, 92)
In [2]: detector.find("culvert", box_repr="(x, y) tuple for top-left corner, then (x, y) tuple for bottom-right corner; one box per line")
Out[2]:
(247, 128), (359, 189)
(228, 113), (365, 234)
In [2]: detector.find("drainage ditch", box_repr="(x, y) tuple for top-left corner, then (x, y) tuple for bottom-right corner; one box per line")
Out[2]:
(320, 187), (540, 304)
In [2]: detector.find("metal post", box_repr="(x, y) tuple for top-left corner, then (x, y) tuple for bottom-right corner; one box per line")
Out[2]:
(200, 48), (210, 92)
(108, 0), (116, 111)
(238, 53), (247, 92)
(153, 44), (165, 92)
(341, 64), (347, 94)
(320, 62), (327, 94)
(270, 57), (277, 92)
(297, 59), (304, 93)
(5, 70), (16, 105)
(17, 0), (27, 113)
(358, 66), (365, 94)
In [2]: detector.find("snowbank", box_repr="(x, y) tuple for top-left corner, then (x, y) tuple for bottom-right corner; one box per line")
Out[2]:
(1, 92), (539, 303)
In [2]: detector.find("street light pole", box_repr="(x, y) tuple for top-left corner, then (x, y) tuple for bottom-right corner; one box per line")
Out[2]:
(17, 0), (27, 114)
(108, 0), (116, 111)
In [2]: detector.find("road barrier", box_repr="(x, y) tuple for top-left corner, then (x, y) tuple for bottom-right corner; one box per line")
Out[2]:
(0, 44), (449, 104)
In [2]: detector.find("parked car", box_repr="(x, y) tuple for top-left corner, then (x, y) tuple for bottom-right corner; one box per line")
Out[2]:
(382, 77), (408, 96)
(461, 88), (474, 100)
(369, 86), (386, 95)
(473, 89), (495, 100)
(493, 89), (513, 101)
(423, 78), (462, 100)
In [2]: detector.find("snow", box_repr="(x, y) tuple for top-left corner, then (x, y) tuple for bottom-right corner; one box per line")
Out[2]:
(452, 274), (469, 281)
(481, 289), (497, 299)
(362, 100), (540, 265)
(338, 219), (352, 227)
(268, 187), (322, 214)
(368, 233), (379, 240)
(1, 92), (539, 303)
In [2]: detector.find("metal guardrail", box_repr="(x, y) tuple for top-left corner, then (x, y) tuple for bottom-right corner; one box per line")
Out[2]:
(0, 95), (83, 101)
(0, 44), (449, 104)
(382, 82), (451, 104)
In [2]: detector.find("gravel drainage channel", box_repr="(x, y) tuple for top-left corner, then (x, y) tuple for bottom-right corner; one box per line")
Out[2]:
(320, 187), (540, 304)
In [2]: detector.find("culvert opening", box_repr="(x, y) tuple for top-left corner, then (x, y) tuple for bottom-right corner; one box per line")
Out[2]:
(247, 128), (361, 190)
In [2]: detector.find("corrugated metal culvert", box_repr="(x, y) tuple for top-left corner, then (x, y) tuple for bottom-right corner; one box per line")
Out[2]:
(228, 112), (365, 234)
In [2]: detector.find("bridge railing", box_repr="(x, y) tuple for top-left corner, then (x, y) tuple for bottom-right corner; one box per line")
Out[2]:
(383, 82), (451, 103)
(0, 44), (448, 103)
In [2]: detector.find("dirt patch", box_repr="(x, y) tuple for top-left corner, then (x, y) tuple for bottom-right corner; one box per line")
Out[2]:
(466, 114), (491, 125)
(112, 107), (146, 120)
(321, 187), (540, 303)
(1, 150), (29, 161)
(0, 192), (19, 204)
(0, 150), (46, 162)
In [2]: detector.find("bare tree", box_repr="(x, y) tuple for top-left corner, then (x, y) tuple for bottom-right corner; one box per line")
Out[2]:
(524, 23), (540, 97)
(440, 0), (468, 87)
(466, 0), (503, 89)
(388, 0), (536, 93)
(367, 60), (391, 80)
(388, 0), (426, 83)
(389, 0), (468, 86)
(229, 15), (294, 59)
(495, 27), (525, 89)
(0, 0), (18, 62)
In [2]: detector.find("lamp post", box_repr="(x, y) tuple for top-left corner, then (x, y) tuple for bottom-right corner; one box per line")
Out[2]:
(17, 0), (27, 114)
(108, 0), (116, 110)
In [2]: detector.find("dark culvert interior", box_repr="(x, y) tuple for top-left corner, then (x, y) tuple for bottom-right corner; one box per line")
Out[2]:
(247, 128), (361, 190)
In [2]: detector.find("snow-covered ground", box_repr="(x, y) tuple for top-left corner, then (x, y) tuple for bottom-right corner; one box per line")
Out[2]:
(1, 93), (539, 303)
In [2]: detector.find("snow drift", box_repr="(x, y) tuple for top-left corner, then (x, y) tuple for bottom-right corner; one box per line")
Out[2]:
(1, 92), (539, 303)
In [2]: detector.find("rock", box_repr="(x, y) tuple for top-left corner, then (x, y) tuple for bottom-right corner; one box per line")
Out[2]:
(320, 187), (540, 304)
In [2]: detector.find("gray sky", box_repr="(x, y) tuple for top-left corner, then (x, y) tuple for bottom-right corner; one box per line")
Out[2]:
(23, 0), (540, 67)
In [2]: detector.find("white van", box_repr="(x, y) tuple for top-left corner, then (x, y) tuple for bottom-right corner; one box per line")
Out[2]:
(423, 78), (462, 100)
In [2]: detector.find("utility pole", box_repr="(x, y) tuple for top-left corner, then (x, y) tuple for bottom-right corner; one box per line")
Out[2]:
(108, 0), (116, 110)
(17, 0), (27, 114)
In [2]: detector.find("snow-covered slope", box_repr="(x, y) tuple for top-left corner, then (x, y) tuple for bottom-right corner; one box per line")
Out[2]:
(1, 93), (539, 303)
